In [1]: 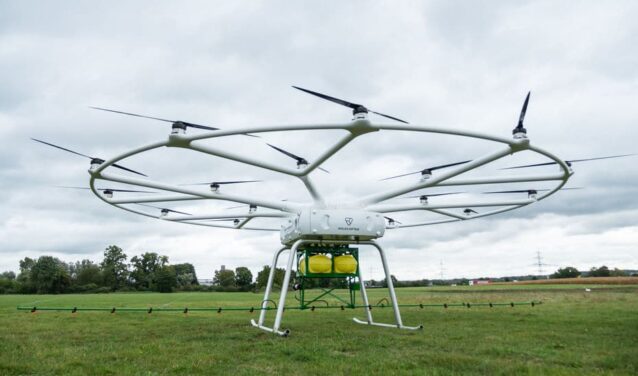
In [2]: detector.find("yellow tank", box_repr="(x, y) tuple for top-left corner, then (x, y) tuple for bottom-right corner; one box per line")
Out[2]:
(299, 254), (332, 274)
(334, 255), (358, 274)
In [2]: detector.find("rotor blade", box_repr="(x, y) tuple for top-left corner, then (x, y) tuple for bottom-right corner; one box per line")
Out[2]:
(213, 180), (262, 185)
(483, 189), (547, 194)
(292, 86), (358, 109)
(179, 180), (262, 186)
(111, 163), (148, 177)
(31, 138), (92, 159)
(89, 107), (174, 123)
(566, 154), (637, 163)
(91, 106), (220, 131)
(501, 161), (557, 169)
(293, 86), (409, 123)
(369, 110), (409, 124)
(266, 143), (330, 172)
(503, 154), (637, 170)
(136, 203), (191, 215)
(484, 187), (583, 194)
(225, 205), (244, 210)
(381, 160), (471, 181)
(383, 216), (402, 224)
(380, 170), (422, 181)
(401, 192), (464, 198)
(267, 143), (303, 161)
(518, 91), (530, 128)
(101, 188), (156, 193)
(55, 186), (156, 193)
(430, 160), (473, 171)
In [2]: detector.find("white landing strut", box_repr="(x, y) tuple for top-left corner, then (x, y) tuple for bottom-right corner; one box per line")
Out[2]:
(251, 239), (422, 336)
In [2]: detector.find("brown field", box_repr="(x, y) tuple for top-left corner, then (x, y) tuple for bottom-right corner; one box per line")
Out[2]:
(495, 276), (638, 285)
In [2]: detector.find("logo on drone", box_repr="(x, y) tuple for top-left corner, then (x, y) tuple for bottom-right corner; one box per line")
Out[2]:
(344, 217), (353, 225)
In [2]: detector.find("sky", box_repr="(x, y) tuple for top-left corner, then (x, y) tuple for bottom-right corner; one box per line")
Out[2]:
(1, 0), (637, 281)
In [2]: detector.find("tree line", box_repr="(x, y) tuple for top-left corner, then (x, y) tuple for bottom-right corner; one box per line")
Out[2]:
(0, 245), (199, 294)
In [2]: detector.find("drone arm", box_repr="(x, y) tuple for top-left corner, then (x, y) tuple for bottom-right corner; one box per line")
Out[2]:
(302, 132), (357, 175)
(435, 173), (568, 187)
(167, 212), (291, 222)
(94, 171), (302, 212)
(188, 142), (299, 176)
(360, 145), (516, 207)
(366, 199), (533, 213)
(235, 217), (253, 229)
(109, 195), (205, 204)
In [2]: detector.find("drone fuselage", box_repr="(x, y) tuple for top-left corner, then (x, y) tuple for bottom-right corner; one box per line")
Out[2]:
(280, 208), (386, 245)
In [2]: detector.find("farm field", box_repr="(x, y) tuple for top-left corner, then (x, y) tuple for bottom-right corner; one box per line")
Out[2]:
(1, 285), (637, 375)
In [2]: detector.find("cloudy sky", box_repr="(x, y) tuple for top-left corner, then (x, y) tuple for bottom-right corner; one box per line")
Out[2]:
(1, 0), (637, 280)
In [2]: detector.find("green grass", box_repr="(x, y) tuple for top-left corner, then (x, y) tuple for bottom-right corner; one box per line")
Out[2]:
(1, 285), (637, 375)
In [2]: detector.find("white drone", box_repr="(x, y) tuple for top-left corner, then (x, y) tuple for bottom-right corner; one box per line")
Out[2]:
(34, 87), (631, 336)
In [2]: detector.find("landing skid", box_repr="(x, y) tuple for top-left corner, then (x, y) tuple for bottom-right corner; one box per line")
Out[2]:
(252, 239), (422, 336)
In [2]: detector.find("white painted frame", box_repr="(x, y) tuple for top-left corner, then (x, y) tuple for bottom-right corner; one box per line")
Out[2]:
(87, 116), (572, 232)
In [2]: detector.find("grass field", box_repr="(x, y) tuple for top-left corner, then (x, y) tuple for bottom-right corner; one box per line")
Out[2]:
(1, 285), (637, 375)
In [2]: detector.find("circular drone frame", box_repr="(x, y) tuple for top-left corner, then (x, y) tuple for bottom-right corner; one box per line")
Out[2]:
(87, 115), (572, 235)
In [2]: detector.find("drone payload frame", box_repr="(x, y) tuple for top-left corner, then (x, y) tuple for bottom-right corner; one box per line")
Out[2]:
(73, 90), (574, 336)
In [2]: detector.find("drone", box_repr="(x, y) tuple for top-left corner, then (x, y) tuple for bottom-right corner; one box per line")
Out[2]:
(33, 87), (634, 336)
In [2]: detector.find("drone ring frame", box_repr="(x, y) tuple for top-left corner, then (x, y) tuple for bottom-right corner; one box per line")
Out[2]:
(87, 118), (572, 233)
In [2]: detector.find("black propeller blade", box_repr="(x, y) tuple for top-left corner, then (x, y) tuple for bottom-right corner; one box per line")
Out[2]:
(380, 160), (472, 181)
(502, 154), (636, 170)
(225, 204), (257, 211)
(292, 86), (409, 124)
(463, 208), (478, 215)
(182, 180), (262, 186)
(400, 191), (464, 199)
(56, 186), (157, 193)
(136, 203), (191, 216)
(267, 143), (330, 173)
(208, 218), (242, 225)
(31, 138), (147, 177)
(89, 107), (219, 131)
(512, 91), (530, 135)
(483, 187), (583, 194)
(383, 216), (402, 225)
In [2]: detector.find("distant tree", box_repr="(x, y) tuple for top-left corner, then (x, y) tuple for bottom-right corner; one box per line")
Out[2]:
(589, 265), (611, 277)
(155, 266), (177, 293)
(0, 271), (18, 294)
(130, 252), (168, 290)
(234, 267), (253, 289)
(551, 267), (580, 279)
(30, 256), (71, 294)
(610, 268), (626, 277)
(255, 266), (287, 289)
(213, 269), (236, 287)
(73, 259), (102, 286)
(101, 245), (129, 290)
(173, 263), (198, 287)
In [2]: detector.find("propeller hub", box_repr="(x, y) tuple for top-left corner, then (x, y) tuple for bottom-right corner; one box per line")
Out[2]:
(90, 158), (104, 170)
(296, 159), (308, 169)
(420, 169), (432, 181)
(171, 122), (187, 135)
